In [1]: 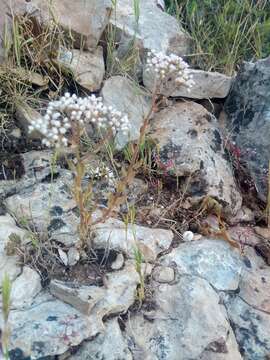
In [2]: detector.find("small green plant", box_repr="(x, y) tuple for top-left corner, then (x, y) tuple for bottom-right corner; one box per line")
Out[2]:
(134, 247), (145, 306)
(165, 0), (270, 75)
(1, 273), (12, 360)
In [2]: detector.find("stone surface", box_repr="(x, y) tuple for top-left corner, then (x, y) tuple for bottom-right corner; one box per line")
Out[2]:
(21, 150), (54, 181)
(67, 247), (80, 267)
(0, 293), (97, 359)
(9, 266), (42, 309)
(254, 226), (270, 240)
(150, 101), (242, 214)
(225, 295), (270, 360)
(4, 171), (80, 246)
(110, 0), (190, 58)
(111, 252), (125, 270)
(27, 0), (112, 50)
(93, 217), (173, 261)
(125, 275), (242, 360)
(227, 206), (255, 225)
(69, 318), (132, 360)
(144, 68), (232, 99)
(161, 239), (242, 291)
(50, 280), (104, 315)
(225, 57), (270, 201)
(0, 214), (29, 285)
(152, 265), (175, 283)
(102, 76), (151, 148)
(15, 103), (41, 139)
(57, 47), (105, 92)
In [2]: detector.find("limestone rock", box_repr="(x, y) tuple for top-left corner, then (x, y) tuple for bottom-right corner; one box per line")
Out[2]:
(110, 0), (191, 57)
(9, 266), (42, 309)
(69, 318), (132, 360)
(161, 239), (242, 291)
(0, 214), (29, 284)
(152, 265), (175, 283)
(125, 275), (242, 359)
(93, 217), (173, 261)
(225, 295), (270, 359)
(225, 57), (270, 201)
(0, 293), (97, 359)
(4, 171), (79, 246)
(50, 280), (104, 315)
(15, 103), (41, 139)
(101, 76), (151, 148)
(57, 47), (105, 92)
(144, 68), (232, 99)
(150, 101), (242, 214)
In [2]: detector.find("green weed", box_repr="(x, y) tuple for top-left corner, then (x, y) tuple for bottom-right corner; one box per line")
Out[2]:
(165, 0), (270, 74)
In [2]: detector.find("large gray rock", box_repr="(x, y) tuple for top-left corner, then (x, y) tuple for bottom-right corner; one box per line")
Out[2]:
(69, 318), (132, 360)
(0, 214), (29, 285)
(93, 217), (173, 261)
(225, 57), (270, 201)
(225, 295), (270, 360)
(101, 76), (151, 148)
(144, 68), (233, 99)
(0, 293), (97, 359)
(9, 266), (42, 309)
(57, 47), (105, 92)
(4, 171), (80, 246)
(125, 275), (242, 360)
(161, 239), (242, 291)
(110, 0), (190, 57)
(150, 101), (242, 214)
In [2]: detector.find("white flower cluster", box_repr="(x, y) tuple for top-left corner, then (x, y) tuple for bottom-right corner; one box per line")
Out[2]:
(28, 93), (130, 148)
(89, 165), (114, 181)
(146, 51), (194, 90)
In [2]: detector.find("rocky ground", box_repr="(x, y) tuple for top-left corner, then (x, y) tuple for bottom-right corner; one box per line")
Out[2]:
(0, 1), (270, 359)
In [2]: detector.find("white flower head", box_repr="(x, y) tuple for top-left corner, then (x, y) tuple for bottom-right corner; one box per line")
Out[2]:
(28, 93), (130, 148)
(146, 51), (194, 89)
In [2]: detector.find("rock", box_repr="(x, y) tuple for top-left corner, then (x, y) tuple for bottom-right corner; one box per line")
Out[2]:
(225, 295), (270, 359)
(110, 0), (191, 58)
(227, 206), (255, 225)
(152, 265), (175, 283)
(51, 261), (143, 321)
(111, 252), (125, 270)
(69, 318), (132, 360)
(143, 68), (232, 99)
(30, 0), (112, 49)
(57, 47), (105, 92)
(150, 101), (242, 214)
(0, 293), (97, 359)
(227, 225), (261, 247)
(21, 150), (54, 181)
(225, 57), (270, 201)
(254, 226), (270, 240)
(125, 275), (242, 359)
(58, 248), (68, 266)
(4, 171), (80, 246)
(0, 214), (29, 285)
(239, 267), (270, 313)
(50, 279), (104, 315)
(101, 76), (151, 148)
(93, 217), (173, 262)
(161, 239), (242, 291)
(67, 247), (80, 267)
(9, 267), (42, 309)
(15, 103), (41, 139)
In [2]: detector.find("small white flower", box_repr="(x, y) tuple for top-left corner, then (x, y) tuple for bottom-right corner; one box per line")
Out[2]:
(146, 50), (194, 89)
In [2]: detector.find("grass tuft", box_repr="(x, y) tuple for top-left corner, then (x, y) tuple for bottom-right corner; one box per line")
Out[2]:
(165, 0), (270, 75)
